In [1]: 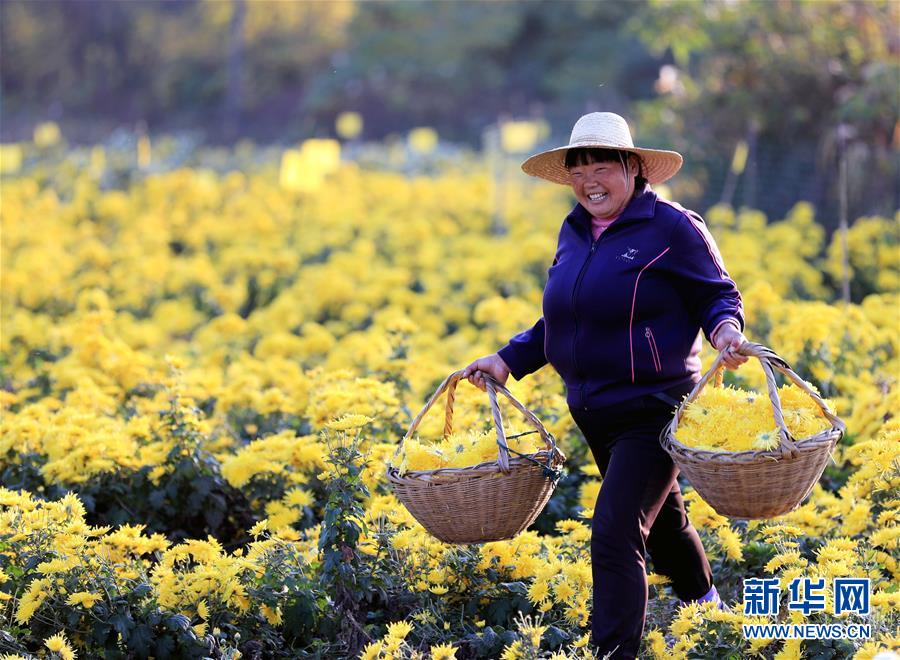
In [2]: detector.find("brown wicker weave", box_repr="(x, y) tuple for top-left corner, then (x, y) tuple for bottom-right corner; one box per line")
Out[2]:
(387, 369), (566, 544)
(661, 342), (845, 519)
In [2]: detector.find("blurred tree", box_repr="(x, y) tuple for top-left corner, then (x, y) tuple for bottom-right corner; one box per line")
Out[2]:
(0, 0), (354, 136)
(127, 0), (354, 130)
(1, 0), (136, 118)
(305, 0), (655, 141)
(629, 0), (899, 225)
(224, 0), (246, 139)
(0, 0), (895, 227)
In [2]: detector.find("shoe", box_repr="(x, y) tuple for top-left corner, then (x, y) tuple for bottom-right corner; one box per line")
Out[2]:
(680, 585), (730, 612)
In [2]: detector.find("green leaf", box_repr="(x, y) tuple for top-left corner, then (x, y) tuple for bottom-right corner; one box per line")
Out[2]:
(91, 621), (113, 646)
(154, 634), (175, 657)
(148, 489), (167, 510)
(109, 612), (134, 640)
(283, 593), (317, 641)
(500, 581), (528, 596)
(486, 597), (513, 625)
(128, 624), (154, 658)
(544, 625), (570, 649)
(131, 583), (153, 599)
(165, 613), (191, 632)
(203, 494), (225, 530)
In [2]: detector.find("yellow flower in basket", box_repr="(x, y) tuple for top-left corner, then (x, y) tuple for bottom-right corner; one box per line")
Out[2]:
(395, 427), (547, 475)
(387, 369), (566, 544)
(662, 342), (846, 520)
(678, 384), (835, 453)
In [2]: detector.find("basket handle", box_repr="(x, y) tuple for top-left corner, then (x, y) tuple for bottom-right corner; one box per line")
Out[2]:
(666, 341), (845, 459)
(396, 369), (559, 474)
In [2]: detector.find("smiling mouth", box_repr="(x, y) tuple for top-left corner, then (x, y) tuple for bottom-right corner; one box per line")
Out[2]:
(587, 192), (608, 202)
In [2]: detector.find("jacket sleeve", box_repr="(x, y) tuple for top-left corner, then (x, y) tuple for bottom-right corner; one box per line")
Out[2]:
(496, 240), (564, 381)
(667, 213), (744, 343)
(497, 317), (548, 380)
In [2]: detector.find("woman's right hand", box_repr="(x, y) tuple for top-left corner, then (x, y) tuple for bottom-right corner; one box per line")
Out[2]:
(461, 354), (511, 391)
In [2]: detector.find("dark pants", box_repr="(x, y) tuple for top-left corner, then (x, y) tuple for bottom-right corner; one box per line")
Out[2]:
(570, 395), (713, 660)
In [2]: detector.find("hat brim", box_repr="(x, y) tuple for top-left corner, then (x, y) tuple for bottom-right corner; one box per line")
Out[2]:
(521, 143), (683, 185)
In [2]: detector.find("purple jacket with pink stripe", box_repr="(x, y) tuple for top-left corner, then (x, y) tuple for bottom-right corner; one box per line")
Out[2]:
(497, 186), (744, 410)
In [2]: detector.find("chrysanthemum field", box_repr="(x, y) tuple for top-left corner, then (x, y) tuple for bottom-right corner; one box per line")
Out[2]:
(1, 141), (897, 659)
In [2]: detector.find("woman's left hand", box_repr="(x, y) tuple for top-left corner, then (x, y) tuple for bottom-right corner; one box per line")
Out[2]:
(712, 324), (749, 369)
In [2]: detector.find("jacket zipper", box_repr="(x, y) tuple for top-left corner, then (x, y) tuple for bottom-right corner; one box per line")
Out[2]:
(645, 327), (662, 372)
(571, 238), (597, 408)
(629, 246), (671, 383)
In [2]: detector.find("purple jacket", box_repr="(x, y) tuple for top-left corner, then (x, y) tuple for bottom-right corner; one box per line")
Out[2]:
(498, 187), (744, 410)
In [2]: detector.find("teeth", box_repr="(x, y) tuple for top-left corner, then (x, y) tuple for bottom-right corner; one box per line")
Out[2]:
(588, 192), (607, 201)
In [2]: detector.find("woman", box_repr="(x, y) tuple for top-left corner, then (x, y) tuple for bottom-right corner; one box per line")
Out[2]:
(462, 112), (747, 659)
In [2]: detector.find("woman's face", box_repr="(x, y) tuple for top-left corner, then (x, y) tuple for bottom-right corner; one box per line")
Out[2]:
(569, 154), (638, 221)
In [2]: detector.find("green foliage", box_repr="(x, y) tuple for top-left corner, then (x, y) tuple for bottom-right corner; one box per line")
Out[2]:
(0, 387), (257, 546)
(825, 214), (900, 301)
(0, 1), (650, 142)
(630, 0), (898, 226)
(0, 519), (208, 658)
(316, 429), (378, 655)
(0, 451), (64, 501)
(79, 393), (256, 545)
(0, 511), (302, 659)
(3, 1), (895, 225)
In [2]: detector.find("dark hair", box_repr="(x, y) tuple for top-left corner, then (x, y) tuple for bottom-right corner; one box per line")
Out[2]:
(565, 147), (648, 190)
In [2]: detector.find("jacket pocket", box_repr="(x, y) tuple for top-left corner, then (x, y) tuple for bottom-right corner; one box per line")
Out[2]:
(645, 327), (662, 373)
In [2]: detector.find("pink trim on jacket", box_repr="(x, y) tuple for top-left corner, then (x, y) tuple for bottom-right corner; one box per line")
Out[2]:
(686, 217), (727, 279)
(658, 199), (728, 280)
(645, 327), (662, 372)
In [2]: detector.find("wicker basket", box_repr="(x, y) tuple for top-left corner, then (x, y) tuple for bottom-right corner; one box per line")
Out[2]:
(661, 342), (845, 519)
(387, 369), (566, 544)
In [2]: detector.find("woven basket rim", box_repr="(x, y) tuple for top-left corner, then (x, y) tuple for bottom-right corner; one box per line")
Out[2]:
(387, 449), (564, 482)
(392, 369), (566, 475)
(661, 341), (846, 461)
(664, 426), (842, 464)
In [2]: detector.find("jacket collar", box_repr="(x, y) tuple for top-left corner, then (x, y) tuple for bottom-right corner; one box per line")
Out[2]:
(565, 185), (658, 232)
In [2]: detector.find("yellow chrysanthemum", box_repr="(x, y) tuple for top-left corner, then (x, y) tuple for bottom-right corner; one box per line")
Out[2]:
(430, 643), (457, 659)
(677, 384), (833, 452)
(387, 620), (414, 641)
(44, 633), (75, 660)
(65, 591), (103, 608)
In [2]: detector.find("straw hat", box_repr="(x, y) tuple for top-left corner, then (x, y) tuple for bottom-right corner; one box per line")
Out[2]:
(521, 112), (683, 185)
